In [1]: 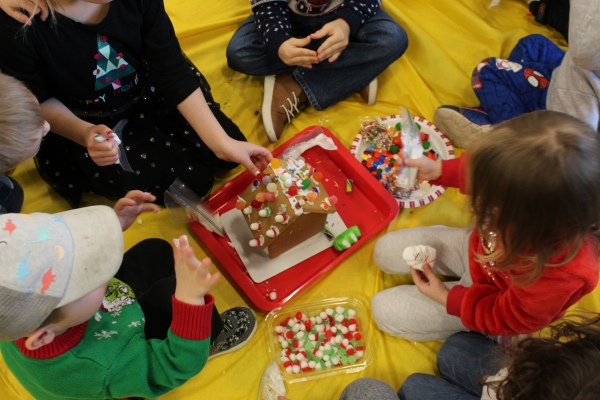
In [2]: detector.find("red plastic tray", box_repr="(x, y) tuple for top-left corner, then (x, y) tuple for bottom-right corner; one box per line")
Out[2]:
(190, 126), (399, 311)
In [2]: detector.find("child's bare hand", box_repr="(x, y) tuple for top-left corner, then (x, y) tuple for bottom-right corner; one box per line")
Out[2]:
(410, 265), (449, 306)
(173, 235), (220, 306)
(113, 190), (160, 231)
(0, 0), (48, 25)
(217, 139), (273, 176)
(85, 125), (120, 166)
(311, 19), (350, 63)
(278, 37), (319, 68)
(400, 156), (442, 181)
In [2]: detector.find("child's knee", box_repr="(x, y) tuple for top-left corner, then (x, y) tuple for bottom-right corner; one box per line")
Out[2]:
(373, 233), (410, 274)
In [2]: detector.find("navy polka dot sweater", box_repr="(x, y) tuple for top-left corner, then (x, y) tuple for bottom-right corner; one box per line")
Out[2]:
(250, 0), (381, 56)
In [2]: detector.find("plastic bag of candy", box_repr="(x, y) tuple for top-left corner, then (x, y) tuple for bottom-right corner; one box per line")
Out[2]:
(357, 114), (421, 200)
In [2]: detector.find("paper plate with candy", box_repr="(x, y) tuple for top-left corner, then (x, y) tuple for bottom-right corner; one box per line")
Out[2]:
(350, 114), (455, 208)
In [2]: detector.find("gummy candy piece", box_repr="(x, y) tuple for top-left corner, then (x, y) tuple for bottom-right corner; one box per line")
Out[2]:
(301, 179), (311, 190)
(312, 172), (323, 182)
(262, 175), (272, 185)
(270, 159), (281, 169)
(256, 192), (266, 202)
(251, 200), (262, 209)
(267, 182), (278, 192)
(389, 144), (400, 154)
(288, 186), (298, 197)
(234, 200), (246, 210)
(265, 192), (276, 202)
(307, 192), (317, 202)
(328, 195), (338, 206)
(423, 141), (431, 150)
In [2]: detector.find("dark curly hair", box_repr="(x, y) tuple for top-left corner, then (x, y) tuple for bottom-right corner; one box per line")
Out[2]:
(489, 313), (600, 399)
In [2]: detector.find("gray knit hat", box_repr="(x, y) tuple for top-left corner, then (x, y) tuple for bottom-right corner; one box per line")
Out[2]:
(0, 206), (123, 341)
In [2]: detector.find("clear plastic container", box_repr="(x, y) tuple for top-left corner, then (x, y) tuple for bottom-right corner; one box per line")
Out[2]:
(265, 297), (372, 383)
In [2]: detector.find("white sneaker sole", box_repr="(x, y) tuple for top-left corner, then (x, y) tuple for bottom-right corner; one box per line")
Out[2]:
(207, 315), (258, 360)
(262, 75), (278, 143)
(366, 77), (378, 106)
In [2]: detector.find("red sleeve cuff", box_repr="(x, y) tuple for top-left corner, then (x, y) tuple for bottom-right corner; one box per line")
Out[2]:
(446, 285), (469, 317)
(170, 294), (214, 340)
(429, 154), (468, 193)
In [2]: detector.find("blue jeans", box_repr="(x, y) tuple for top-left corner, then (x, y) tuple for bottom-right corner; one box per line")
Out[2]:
(398, 332), (506, 400)
(226, 10), (408, 110)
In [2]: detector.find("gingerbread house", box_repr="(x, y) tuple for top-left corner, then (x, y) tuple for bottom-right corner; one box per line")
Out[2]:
(236, 158), (337, 258)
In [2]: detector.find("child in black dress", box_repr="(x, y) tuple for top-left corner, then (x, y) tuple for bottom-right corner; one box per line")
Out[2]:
(0, 0), (271, 207)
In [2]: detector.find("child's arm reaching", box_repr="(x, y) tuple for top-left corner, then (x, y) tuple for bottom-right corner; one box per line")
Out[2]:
(172, 235), (220, 306)
(0, 0), (48, 25)
(113, 190), (160, 231)
(41, 98), (120, 166)
(177, 89), (272, 176)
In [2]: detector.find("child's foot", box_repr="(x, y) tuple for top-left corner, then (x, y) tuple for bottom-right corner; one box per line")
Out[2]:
(208, 306), (257, 359)
(358, 77), (378, 106)
(434, 106), (493, 150)
(262, 74), (307, 143)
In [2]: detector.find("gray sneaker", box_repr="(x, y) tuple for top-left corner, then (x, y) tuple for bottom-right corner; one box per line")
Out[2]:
(208, 307), (257, 359)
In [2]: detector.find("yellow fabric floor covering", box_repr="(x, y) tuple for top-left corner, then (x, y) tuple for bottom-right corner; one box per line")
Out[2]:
(1, 1), (597, 399)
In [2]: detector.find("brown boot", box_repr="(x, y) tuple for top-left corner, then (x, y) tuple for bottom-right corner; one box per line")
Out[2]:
(358, 77), (378, 106)
(262, 74), (307, 143)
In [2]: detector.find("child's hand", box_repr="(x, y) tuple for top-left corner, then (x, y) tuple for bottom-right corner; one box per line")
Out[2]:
(410, 265), (449, 306)
(278, 37), (319, 68)
(311, 19), (350, 63)
(0, 0), (48, 25)
(85, 125), (120, 166)
(218, 140), (273, 176)
(113, 190), (160, 231)
(400, 156), (442, 181)
(173, 235), (220, 306)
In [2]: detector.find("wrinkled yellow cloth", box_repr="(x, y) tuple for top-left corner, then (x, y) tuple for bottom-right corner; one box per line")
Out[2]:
(2, 1), (594, 399)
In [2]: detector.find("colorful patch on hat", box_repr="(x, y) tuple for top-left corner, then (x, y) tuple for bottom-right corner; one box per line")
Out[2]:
(2, 219), (15, 235)
(41, 267), (56, 295)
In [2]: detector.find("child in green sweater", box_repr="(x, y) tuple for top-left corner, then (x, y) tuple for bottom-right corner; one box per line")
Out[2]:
(0, 198), (257, 399)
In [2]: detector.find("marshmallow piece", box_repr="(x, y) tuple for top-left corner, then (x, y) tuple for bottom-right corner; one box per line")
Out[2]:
(402, 245), (437, 271)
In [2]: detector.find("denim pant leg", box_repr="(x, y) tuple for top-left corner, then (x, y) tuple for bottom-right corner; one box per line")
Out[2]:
(436, 332), (505, 396)
(226, 15), (294, 77)
(295, 10), (408, 110)
(398, 374), (479, 400)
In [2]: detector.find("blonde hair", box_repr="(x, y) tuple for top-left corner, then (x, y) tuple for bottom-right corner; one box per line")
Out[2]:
(469, 110), (600, 286)
(0, 73), (45, 173)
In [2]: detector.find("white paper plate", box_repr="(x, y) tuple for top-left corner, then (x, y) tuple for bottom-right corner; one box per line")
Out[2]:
(350, 115), (455, 208)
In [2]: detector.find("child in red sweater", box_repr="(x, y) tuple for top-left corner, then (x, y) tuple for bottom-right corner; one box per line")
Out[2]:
(372, 110), (600, 342)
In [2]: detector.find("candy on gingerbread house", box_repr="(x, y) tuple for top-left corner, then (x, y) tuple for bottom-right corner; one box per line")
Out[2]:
(236, 158), (338, 258)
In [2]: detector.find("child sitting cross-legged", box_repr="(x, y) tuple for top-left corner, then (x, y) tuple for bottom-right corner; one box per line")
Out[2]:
(0, 195), (256, 399)
(372, 110), (600, 342)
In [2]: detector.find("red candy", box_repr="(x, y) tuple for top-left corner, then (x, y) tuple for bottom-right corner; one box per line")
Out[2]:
(296, 312), (303, 321)
(346, 348), (355, 356)
(293, 340), (299, 348)
(344, 332), (353, 340)
(285, 331), (294, 339)
(251, 200), (262, 209)
(288, 186), (298, 196)
(354, 333), (362, 341)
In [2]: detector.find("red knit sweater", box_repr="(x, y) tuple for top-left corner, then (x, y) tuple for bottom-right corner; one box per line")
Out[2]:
(431, 156), (599, 335)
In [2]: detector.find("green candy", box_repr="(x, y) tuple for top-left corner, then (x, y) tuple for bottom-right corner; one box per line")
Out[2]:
(304, 342), (314, 352)
(338, 348), (347, 357)
(416, 122), (422, 130)
(348, 356), (356, 363)
(389, 144), (400, 154)
(341, 356), (349, 365)
(302, 179), (311, 189)
(423, 141), (431, 150)
(396, 122), (402, 131)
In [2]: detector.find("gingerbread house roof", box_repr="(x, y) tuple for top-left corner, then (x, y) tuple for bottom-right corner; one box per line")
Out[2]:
(237, 158), (337, 250)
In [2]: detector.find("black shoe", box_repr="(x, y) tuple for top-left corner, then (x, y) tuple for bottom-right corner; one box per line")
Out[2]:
(529, 0), (570, 41)
(208, 307), (257, 359)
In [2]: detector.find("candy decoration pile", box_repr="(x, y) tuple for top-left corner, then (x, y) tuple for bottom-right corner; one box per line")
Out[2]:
(274, 306), (365, 374)
(358, 120), (440, 199)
